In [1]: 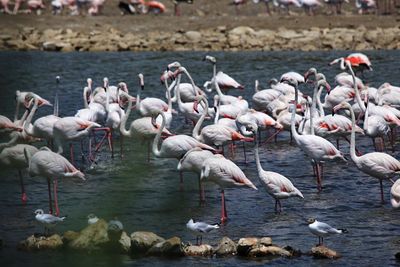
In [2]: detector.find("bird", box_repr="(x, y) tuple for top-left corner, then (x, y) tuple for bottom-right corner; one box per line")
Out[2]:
(34, 209), (66, 235)
(0, 144), (39, 204)
(87, 213), (99, 225)
(26, 148), (86, 216)
(289, 77), (346, 192)
(201, 154), (257, 223)
(247, 122), (303, 213)
(329, 52), (372, 74)
(172, 0), (193, 16)
(307, 218), (346, 246)
(107, 217), (124, 240)
(333, 101), (400, 203)
(186, 218), (219, 245)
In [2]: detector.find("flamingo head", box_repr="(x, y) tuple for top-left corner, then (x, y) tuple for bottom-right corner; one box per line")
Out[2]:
(167, 61), (181, 71)
(138, 73), (144, 90)
(333, 101), (351, 114)
(329, 57), (343, 66)
(203, 55), (216, 64)
(307, 218), (316, 224)
(304, 67), (317, 82)
(317, 79), (331, 94)
(118, 82), (129, 93)
(87, 78), (92, 88)
(160, 70), (175, 84)
(103, 77), (109, 89)
(56, 75), (60, 84)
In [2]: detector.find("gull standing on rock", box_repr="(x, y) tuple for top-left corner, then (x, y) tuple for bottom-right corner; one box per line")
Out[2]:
(307, 218), (347, 246)
(186, 219), (219, 245)
(34, 209), (66, 235)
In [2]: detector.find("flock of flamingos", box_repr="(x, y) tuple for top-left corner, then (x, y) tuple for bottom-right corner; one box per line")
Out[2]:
(1, 53), (400, 229)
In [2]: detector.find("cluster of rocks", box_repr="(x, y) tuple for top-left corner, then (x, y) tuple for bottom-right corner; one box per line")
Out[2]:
(16, 219), (341, 260)
(1, 25), (400, 52)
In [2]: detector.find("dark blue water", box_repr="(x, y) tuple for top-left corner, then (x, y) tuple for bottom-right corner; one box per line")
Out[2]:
(0, 51), (400, 267)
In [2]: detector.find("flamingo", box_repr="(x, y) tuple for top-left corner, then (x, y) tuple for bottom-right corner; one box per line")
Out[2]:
(289, 77), (346, 191)
(252, 80), (282, 112)
(152, 111), (217, 159)
(119, 91), (172, 159)
(390, 179), (400, 208)
(273, 0), (302, 14)
(0, 115), (22, 134)
(333, 101), (400, 203)
(280, 71), (305, 84)
(25, 147), (85, 216)
(247, 122), (303, 213)
(0, 144), (38, 203)
(356, 0), (376, 14)
(201, 154), (257, 223)
(299, 0), (322, 15)
(135, 73), (168, 117)
(192, 96), (253, 148)
(329, 52), (372, 74)
(177, 147), (215, 202)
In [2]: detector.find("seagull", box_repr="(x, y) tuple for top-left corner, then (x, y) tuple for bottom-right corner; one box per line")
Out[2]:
(107, 217), (124, 240)
(87, 213), (99, 225)
(307, 218), (347, 246)
(34, 209), (66, 235)
(186, 218), (219, 245)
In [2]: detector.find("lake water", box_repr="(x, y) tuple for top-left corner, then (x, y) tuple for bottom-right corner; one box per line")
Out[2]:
(0, 51), (400, 266)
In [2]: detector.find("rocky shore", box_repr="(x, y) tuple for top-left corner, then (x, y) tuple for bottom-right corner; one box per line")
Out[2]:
(16, 219), (341, 261)
(2, 25), (400, 52)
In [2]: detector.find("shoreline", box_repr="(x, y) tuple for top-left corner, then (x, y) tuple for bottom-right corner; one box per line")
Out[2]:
(2, 24), (399, 52)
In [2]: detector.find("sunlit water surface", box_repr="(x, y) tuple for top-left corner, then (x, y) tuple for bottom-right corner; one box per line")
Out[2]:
(0, 51), (400, 267)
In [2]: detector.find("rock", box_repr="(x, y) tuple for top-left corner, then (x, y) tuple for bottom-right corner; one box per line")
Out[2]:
(248, 245), (291, 258)
(284, 246), (302, 257)
(42, 41), (59, 51)
(119, 232), (131, 253)
(311, 245), (341, 259)
(229, 26), (255, 36)
(131, 231), (165, 254)
(184, 244), (214, 256)
(147, 237), (184, 257)
(277, 30), (302, 39)
(69, 219), (109, 251)
(63, 230), (80, 243)
(18, 234), (63, 251)
(103, 231), (131, 254)
(215, 236), (237, 257)
(260, 237), (272, 246)
(185, 31), (202, 42)
(395, 251), (400, 260)
(237, 237), (259, 256)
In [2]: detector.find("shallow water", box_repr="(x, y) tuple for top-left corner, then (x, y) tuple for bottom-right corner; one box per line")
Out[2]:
(0, 51), (400, 267)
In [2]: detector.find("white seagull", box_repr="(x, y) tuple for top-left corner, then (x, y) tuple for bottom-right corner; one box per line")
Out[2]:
(307, 218), (347, 246)
(186, 219), (219, 245)
(87, 213), (99, 225)
(34, 209), (66, 235)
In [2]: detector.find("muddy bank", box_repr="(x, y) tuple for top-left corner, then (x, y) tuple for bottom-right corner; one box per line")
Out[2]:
(2, 24), (400, 52)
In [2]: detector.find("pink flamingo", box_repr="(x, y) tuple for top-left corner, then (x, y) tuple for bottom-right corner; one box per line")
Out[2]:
(289, 77), (346, 191)
(329, 53), (372, 74)
(177, 147), (215, 203)
(25, 148), (85, 216)
(334, 101), (400, 203)
(248, 122), (303, 213)
(201, 154), (257, 223)
(135, 73), (168, 117)
(390, 179), (400, 208)
(0, 144), (38, 203)
(0, 115), (22, 133)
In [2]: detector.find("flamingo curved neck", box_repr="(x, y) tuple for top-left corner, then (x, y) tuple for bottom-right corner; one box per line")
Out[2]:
(120, 96), (133, 137)
(363, 101), (370, 132)
(316, 86), (325, 117)
(253, 129), (263, 174)
(24, 98), (39, 136)
(347, 104), (359, 163)
(290, 83), (300, 141)
(175, 73), (185, 112)
(14, 102), (20, 122)
(152, 112), (166, 157)
(182, 68), (199, 97)
(83, 87), (90, 109)
(348, 63), (366, 113)
(192, 97), (209, 141)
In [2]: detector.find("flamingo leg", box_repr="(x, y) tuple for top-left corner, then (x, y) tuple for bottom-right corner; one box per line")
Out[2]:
(18, 170), (27, 204)
(344, 136), (362, 155)
(198, 174), (205, 204)
(120, 135), (124, 159)
(69, 143), (74, 166)
(200, 235), (202, 245)
(380, 179), (384, 203)
(47, 178), (53, 214)
(336, 139), (340, 149)
(147, 142), (151, 162)
(179, 171), (184, 191)
(80, 139), (84, 166)
(315, 162), (322, 192)
(221, 190), (228, 223)
(53, 178), (60, 216)
(108, 129), (114, 159)
(372, 137), (377, 151)
(243, 142), (247, 164)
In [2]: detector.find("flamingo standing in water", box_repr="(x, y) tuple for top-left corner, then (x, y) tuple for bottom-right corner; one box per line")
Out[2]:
(390, 179), (400, 208)
(289, 77), (346, 191)
(247, 122), (303, 213)
(177, 147), (216, 202)
(0, 143), (38, 204)
(333, 101), (400, 203)
(201, 154), (257, 223)
(119, 91), (172, 160)
(25, 147), (85, 216)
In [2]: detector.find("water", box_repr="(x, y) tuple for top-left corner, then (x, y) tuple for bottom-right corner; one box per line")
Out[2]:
(0, 51), (400, 266)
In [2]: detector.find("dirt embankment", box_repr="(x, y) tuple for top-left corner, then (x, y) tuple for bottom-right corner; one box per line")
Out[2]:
(0, 0), (399, 51)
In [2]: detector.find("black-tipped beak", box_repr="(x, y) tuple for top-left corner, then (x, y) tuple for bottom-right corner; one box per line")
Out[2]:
(331, 109), (335, 116)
